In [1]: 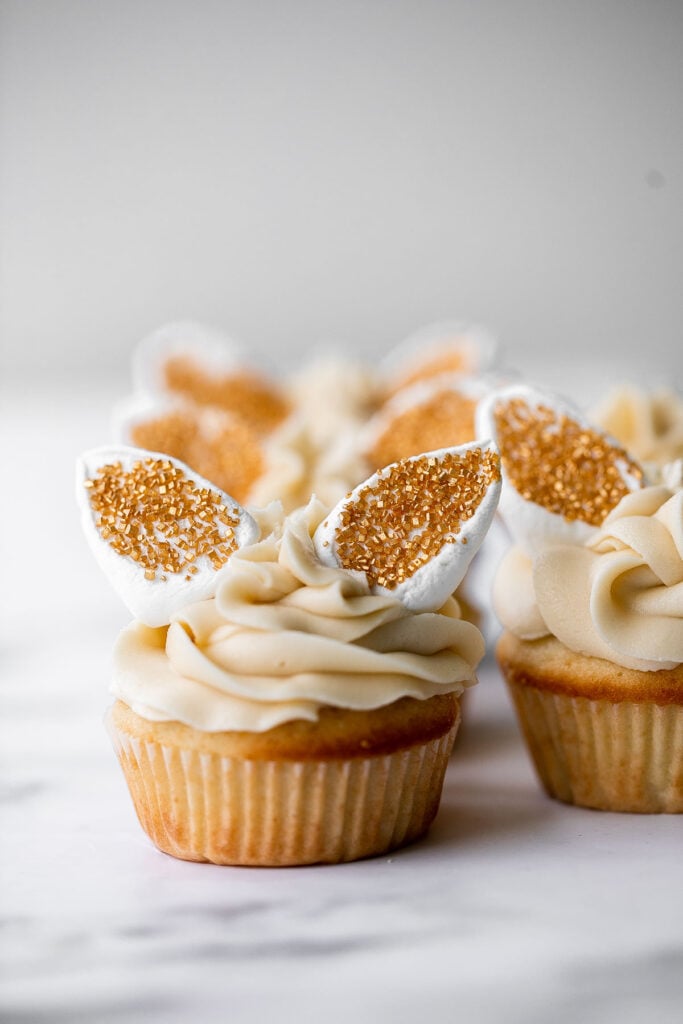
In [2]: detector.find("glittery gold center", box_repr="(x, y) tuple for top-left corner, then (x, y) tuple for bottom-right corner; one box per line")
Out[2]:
(332, 449), (500, 589)
(163, 356), (289, 433)
(494, 399), (643, 525)
(368, 392), (477, 468)
(84, 458), (241, 580)
(129, 408), (264, 503)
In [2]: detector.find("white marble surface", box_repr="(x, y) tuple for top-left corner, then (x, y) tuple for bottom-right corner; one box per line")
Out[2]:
(2, 382), (682, 1023)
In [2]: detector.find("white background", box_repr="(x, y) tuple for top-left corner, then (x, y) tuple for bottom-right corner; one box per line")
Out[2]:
(1, 0), (682, 386)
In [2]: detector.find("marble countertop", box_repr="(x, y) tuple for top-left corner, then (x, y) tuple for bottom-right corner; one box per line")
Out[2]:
(1, 381), (681, 1024)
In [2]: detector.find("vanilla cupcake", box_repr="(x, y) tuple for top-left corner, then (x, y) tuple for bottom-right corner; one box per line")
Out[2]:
(78, 442), (501, 864)
(478, 385), (683, 813)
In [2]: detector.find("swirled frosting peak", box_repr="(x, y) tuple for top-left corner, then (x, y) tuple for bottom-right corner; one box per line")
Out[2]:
(112, 499), (485, 731)
(591, 385), (683, 472)
(494, 485), (683, 671)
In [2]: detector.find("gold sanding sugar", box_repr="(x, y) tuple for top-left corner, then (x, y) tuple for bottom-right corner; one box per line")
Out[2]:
(334, 448), (500, 589)
(130, 409), (264, 503)
(163, 356), (289, 433)
(494, 398), (643, 525)
(368, 392), (477, 468)
(84, 457), (241, 579)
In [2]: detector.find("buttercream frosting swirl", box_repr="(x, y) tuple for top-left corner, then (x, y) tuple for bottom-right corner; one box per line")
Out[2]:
(248, 358), (376, 513)
(112, 499), (484, 731)
(493, 484), (683, 671)
(591, 385), (683, 474)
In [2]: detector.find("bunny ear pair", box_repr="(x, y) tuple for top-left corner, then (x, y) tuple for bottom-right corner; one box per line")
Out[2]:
(77, 441), (503, 626)
(476, 385), (645, 554)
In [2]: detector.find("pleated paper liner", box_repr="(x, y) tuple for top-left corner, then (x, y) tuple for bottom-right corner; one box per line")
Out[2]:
(504, 678), (683, 814)
(106, 703), (459, 866)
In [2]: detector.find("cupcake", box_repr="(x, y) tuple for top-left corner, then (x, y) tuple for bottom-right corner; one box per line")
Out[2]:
(478, 385), (683, 813)
(77, 441), (501, 864)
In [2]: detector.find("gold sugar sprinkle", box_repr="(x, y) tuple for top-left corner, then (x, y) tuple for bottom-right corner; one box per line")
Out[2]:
(85, 457), (241, 580)
(368, 391), (477, 468)
(334, 448), (500, 589)
(130, 408), (264, 502)
(163, 355), (289, 433)
(494, 398), (643, 526)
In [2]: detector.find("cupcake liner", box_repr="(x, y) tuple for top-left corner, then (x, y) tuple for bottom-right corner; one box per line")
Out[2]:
(507, 680), (683, 813)
(106, 711), (458, 865)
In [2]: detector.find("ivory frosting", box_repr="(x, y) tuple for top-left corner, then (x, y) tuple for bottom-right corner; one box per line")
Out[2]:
(494, 485), (683, 671)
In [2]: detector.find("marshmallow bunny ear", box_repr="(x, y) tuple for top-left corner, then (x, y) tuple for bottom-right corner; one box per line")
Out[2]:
(132, 321), (246, 393)
(476, 385), (645, 555)
(113, 394), (265, 504)
(313, 441), (501, 612)
(76, 446), (259, 627)
(131, 321), (289, 434)
(380, 321), (498, 397)
(362, 373), (501, 470)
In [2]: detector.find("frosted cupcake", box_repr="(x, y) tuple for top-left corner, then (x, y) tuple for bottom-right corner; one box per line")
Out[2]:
(77, 441), (501, 864)
(478, 385), (683, 813)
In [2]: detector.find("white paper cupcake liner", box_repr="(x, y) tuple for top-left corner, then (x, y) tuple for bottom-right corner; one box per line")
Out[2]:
(507, 681), (683, 813)
(107, 713), (458, 865)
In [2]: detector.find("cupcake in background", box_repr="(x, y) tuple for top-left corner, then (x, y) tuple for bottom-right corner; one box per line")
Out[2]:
(478, 384), (683, 813)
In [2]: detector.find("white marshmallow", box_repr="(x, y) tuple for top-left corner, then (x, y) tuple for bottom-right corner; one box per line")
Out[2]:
(76, 446), (259, 627)
(476, 384), (644, 556)
(361, 372), (504, 461)
(380, 321), (498, 393)
(112, 392), (244, 450)
(313, 440), (501, 612)
(131, 321), (247, 396)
